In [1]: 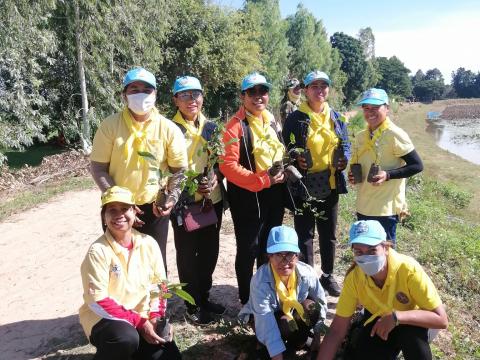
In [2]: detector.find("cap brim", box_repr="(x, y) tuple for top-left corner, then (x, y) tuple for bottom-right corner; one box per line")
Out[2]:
(357, 98), (386, 106)
(267, 243), (300, 254)
(305, 78), (331, 86)
(243, 82), (273, 91)
(123, 79), (156, 89)
(173, 86), (203, 95)
(348, 235), (384, 246)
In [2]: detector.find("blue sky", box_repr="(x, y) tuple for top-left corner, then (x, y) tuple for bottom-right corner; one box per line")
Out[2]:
(213, 0), (480, 83)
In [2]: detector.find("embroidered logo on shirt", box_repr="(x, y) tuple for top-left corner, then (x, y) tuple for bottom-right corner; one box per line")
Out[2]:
(396, 291), (410, 304)
(111, 264), (121, 278)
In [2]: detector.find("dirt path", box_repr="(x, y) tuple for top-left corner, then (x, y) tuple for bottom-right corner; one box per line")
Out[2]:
(0, 188), (335, 360)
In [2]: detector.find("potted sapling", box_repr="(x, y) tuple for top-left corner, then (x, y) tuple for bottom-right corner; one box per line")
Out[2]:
(150, 281), (195, 341)
(348, 130), (363, 184)
(367, 137), (384, 183)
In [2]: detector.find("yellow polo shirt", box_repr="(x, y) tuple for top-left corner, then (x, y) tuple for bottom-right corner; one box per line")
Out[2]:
(351, 119), (414, 216)
(336, 249), (442, 319)
(90, 108), (188, 205)
(79, 229), (166, 338)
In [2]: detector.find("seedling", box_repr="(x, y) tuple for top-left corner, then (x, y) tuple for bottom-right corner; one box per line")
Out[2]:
(367, 135), (385, 183)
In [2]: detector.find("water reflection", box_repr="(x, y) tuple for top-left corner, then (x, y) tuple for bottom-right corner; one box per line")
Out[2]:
(426, 119), (480, 165)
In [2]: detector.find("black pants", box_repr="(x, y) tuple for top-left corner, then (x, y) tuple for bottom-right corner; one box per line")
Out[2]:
(294, 192), (338, 274)
(172, 202), (223, 309)
(229, 183), (285, 304)
(90, 318), (182, 360)
(346, 312), (432, 360)
(136, 202), (170, 271)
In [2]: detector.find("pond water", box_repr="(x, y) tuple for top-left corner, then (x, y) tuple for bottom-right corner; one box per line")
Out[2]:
(426, 119), (480, 165)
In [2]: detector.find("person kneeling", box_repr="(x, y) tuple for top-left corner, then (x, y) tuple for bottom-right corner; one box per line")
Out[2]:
(317, 220), (448, 360)
(239, 225), (327, 359)
(79, 186), (182, 360)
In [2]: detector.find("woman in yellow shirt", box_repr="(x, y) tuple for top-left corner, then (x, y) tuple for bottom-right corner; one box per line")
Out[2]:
(317, 220), (448, 360)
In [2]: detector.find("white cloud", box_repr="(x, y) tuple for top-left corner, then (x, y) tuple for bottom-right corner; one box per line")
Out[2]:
(375, 11), (480, 83)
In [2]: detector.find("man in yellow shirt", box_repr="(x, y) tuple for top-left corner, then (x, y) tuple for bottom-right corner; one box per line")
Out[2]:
(317, 220), (448, 360)
(90, 68), (187, 265)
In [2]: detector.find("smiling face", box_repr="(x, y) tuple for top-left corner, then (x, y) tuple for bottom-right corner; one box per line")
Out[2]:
(241, 85), (269, 116)
(103, 201), (135, 235)
(362, 104), (389, 130)
(269, 251), (298, 277)
(173, 90), (204, 121)
(305, 80), (329, 107)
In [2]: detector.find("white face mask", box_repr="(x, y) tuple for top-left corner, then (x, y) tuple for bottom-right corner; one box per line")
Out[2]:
(126, 92), (156, 115)
(354, 254), (386, 276)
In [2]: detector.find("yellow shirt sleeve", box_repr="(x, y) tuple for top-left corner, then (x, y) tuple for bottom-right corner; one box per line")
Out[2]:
(335, 271), (359, 318)
(80, 243), (110, 303)
(392, 126), (415, 158)
(90, 114), (118, 163)
(407, 261), (442, 311)
(165, 121), (188, 169)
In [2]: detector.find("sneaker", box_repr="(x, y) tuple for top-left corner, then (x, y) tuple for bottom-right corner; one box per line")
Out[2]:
(186, 307), (215, 325)
(320, 275), (341, 297)
(203, 300), (226, 315)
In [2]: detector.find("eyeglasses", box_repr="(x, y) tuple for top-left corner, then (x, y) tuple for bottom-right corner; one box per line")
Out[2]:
(176, 90), (203, 101)
(273, 252), (298, 264)
(245, 86), (269, 97)
(308, 83), (329, 91)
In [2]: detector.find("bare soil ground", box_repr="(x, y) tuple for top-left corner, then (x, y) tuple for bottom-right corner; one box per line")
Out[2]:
(440, 104), (480, 119)
(0, 186), (338, 360)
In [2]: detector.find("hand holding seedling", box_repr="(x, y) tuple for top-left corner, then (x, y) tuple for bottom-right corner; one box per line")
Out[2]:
(336, 156), (348, 171)
(139, 318), (166, 345)
(370, 312), (396, 340)
(133, 205), (145, 228)
(153, 200), (175, 217)
(370, 170), (388, 186)
(197, 172), (218, 197)
(269, 170), (285, 185)
(296, 155), (309, 170)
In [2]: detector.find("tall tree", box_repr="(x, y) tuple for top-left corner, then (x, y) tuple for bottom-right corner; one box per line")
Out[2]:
(376, 56), (412, 98)
(0, 0), (57, 162)
(286, 4), (345, 105)
(358, 27), (375, 60)
(243, 0), (290, 107)
(331, 32), (369, 105)
(452, 67), (479, 98)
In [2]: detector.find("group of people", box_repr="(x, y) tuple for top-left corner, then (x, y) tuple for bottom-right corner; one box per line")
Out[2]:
(79, 67), (446, 360)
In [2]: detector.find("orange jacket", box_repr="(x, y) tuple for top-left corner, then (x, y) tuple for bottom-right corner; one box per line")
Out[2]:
(219, 107), (272, 192)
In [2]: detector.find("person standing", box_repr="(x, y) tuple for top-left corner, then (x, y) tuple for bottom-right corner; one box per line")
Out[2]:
(279, 78), (302, 127)
(170, 75), (226, 325)
(90, 67), (187, 265)
(348, 88), (423, 244)
(282, 70), (350, 297)
(220, 72), (286, 305)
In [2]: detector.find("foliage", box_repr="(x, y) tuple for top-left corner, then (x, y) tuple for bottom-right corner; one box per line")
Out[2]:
(375, 56), (412, 99)
(152, 281), (195, 306)
(0, 0), (57, 161)
(411, 68), (445, 102)
(331, 32), (370, 105)
(452, 67), (480, 98)
(285, 4), (346, 107)
(357, 27), (375, 60)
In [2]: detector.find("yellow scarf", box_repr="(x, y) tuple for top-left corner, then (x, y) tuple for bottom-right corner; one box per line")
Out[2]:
(270, 264), (306, 322)
(122, 107), (157, 169)
(246, 109), (285, 172)
(299, 101), (338, 188)
(356, 117), (391, 162)
(172, 111), (207, 168)
(288, 89), (301, 104)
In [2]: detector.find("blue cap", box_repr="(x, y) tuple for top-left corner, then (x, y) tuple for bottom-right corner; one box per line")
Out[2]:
(303, 70), (331, 86)
(123, 68), (156, 89)
(241, 72), (272, 91)
(349, 220), (386, 246)
(266, 226), (300, 254)
(173, 76), (203, 95)
(357, 88), (389, 106)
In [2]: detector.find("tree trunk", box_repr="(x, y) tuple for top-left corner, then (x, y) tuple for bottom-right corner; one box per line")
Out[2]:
(73, 0), (91, 154)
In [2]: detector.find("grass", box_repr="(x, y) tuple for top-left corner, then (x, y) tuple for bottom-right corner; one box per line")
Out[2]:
(0, 177), (94, 222)
(4, 144), (66, 169)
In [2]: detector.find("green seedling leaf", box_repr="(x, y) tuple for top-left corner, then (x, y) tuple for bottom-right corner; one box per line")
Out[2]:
(138, 151), (157, 161)
(226, 138), (239, 146)
(162, 293), (173, 299)
(289, 133), (296, 144)
(174, 289), (196, 305)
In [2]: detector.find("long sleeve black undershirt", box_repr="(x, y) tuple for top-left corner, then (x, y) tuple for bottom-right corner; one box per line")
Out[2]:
(387, 149), (423, 180)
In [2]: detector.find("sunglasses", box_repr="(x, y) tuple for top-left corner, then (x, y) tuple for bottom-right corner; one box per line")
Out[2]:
(273, 252), (298, 264)
(245, 86), (269, 97)
(176, 90), (203, 101)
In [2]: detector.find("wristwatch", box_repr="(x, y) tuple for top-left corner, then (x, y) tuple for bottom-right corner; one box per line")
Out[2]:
(392, 311), (400, 327)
